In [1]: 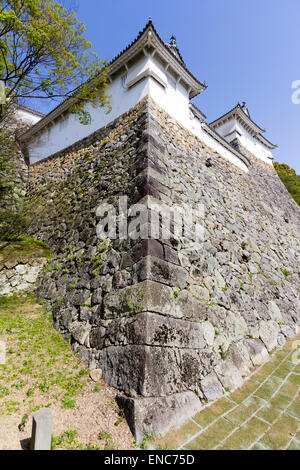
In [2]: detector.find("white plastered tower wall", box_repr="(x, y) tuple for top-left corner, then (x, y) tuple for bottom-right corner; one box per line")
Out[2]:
(209, 103), (277, 166)
(212, 118), (274, 165)
(26, 69), (151, 164)
(147, 73), (250, 171)
(14, 105), (44, 126)
(19, 21), (275, 172)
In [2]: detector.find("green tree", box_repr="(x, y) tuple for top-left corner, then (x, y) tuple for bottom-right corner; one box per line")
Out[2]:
(0, 128), (29, 240)
(273, 162), (296, 176)
(0, 0), (110, 123)
(0, 1), (110, 240)
(273, 161), (300, 207)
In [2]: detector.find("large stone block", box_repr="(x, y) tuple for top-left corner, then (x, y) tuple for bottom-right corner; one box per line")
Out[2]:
(268, 300), (283, 323)
(91, 311), (208, 351)
(91, 287), (103, 305)
(259, 320), (280, 352)
(99, 345), (178, 396)
(228, 340), (253, 376)
(244, 338), (269, 366)
(99, 344), (204, 396)
(23, 266), (42, 283)
(200, 371), (223, 401)
(103, 280), (176, 319)
(68, 289), (90, 307)
(215, 358), (243, 391)
(130, 239), (164, 264)
(70, 321), (91, 346)
(134, 255), (189, 288)
(131, 171), (171, 203)
(60, 307), (77, 330)
(116, 391), (202, 443)
(200, 321), (215, 346)
(179, 348), (205, 388)
(175, 290), (210, 321)
(225, 311), (249, 342)
(89, 326), (106, 349)
(128, 312), (206, 349)
(102, 284), (146, 318)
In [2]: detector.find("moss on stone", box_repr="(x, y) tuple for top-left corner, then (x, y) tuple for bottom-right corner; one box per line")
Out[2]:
(0, 237), (53, 263)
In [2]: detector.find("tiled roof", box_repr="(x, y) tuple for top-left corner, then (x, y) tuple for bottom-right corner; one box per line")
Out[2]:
(19, 19), (206, 141)
(16, 104), (45, 118)
(209, 103), (277, 149)
(202, 122), (251, 169)
(210, 103), (265, 134)
(107, 19), (205, 89)
(165, 35), (186, 65)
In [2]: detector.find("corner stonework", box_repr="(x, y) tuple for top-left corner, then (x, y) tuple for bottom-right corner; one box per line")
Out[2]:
(96, 105), (206, 439)
(28, 96), (300, 442)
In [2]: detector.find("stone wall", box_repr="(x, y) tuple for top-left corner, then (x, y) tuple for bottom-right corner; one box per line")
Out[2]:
(0, 256), (46, 296)
(26, 96), (300, 440)
(0, 107), (30, 210)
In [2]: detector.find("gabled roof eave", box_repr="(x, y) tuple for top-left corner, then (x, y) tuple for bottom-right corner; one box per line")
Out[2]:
(210, 104), (265, 135)
(19, 20), (206, 142)
(202, 122), (251, 169)
(209, 104), (277, 150)
(255, 133), (277, 150)
(16, 104), (45, 118)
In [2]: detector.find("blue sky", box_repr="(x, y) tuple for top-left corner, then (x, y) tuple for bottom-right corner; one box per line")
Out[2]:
(39, 0), (300, 172)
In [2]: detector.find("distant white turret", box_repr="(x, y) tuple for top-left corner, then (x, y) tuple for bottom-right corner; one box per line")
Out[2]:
(210, 102), (276, 165)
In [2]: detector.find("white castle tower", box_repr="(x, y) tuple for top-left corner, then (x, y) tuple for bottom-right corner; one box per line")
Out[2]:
(19, 20), (276, 171)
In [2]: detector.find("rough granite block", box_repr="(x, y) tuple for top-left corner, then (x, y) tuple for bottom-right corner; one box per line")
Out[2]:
(116, 391), (202, 442)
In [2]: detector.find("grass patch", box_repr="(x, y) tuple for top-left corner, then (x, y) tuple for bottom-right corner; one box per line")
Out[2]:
(0, 237), (53, 263)
(0, 293), (87, 416)
(98, 431), (118, 450)
(140, 432), (153, 450)
(51, 429), (84, 450)
(282, 269), (291, 278)
(18, 414), (29, 431)
(61, 396), (76, 409)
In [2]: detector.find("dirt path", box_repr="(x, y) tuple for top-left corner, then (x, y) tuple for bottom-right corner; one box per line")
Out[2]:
(0, 293), (135, 450)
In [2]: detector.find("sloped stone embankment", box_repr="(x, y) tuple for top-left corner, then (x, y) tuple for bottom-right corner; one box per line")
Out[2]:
(26, 96), (300, 440)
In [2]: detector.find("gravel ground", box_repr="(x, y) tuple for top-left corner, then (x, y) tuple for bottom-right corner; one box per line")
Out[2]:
(0, 379), (136, 450)
(0, 294), (136, 451)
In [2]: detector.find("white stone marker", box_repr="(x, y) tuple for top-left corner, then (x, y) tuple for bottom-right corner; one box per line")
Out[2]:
(30, 408), (52, 450)
(0, 340), (6, 365)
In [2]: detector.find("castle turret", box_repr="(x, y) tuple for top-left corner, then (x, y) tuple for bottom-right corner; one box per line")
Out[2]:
(19, 20), (207, 164)
(18, 21), (275, 171)
(210, 102), (277, 165)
